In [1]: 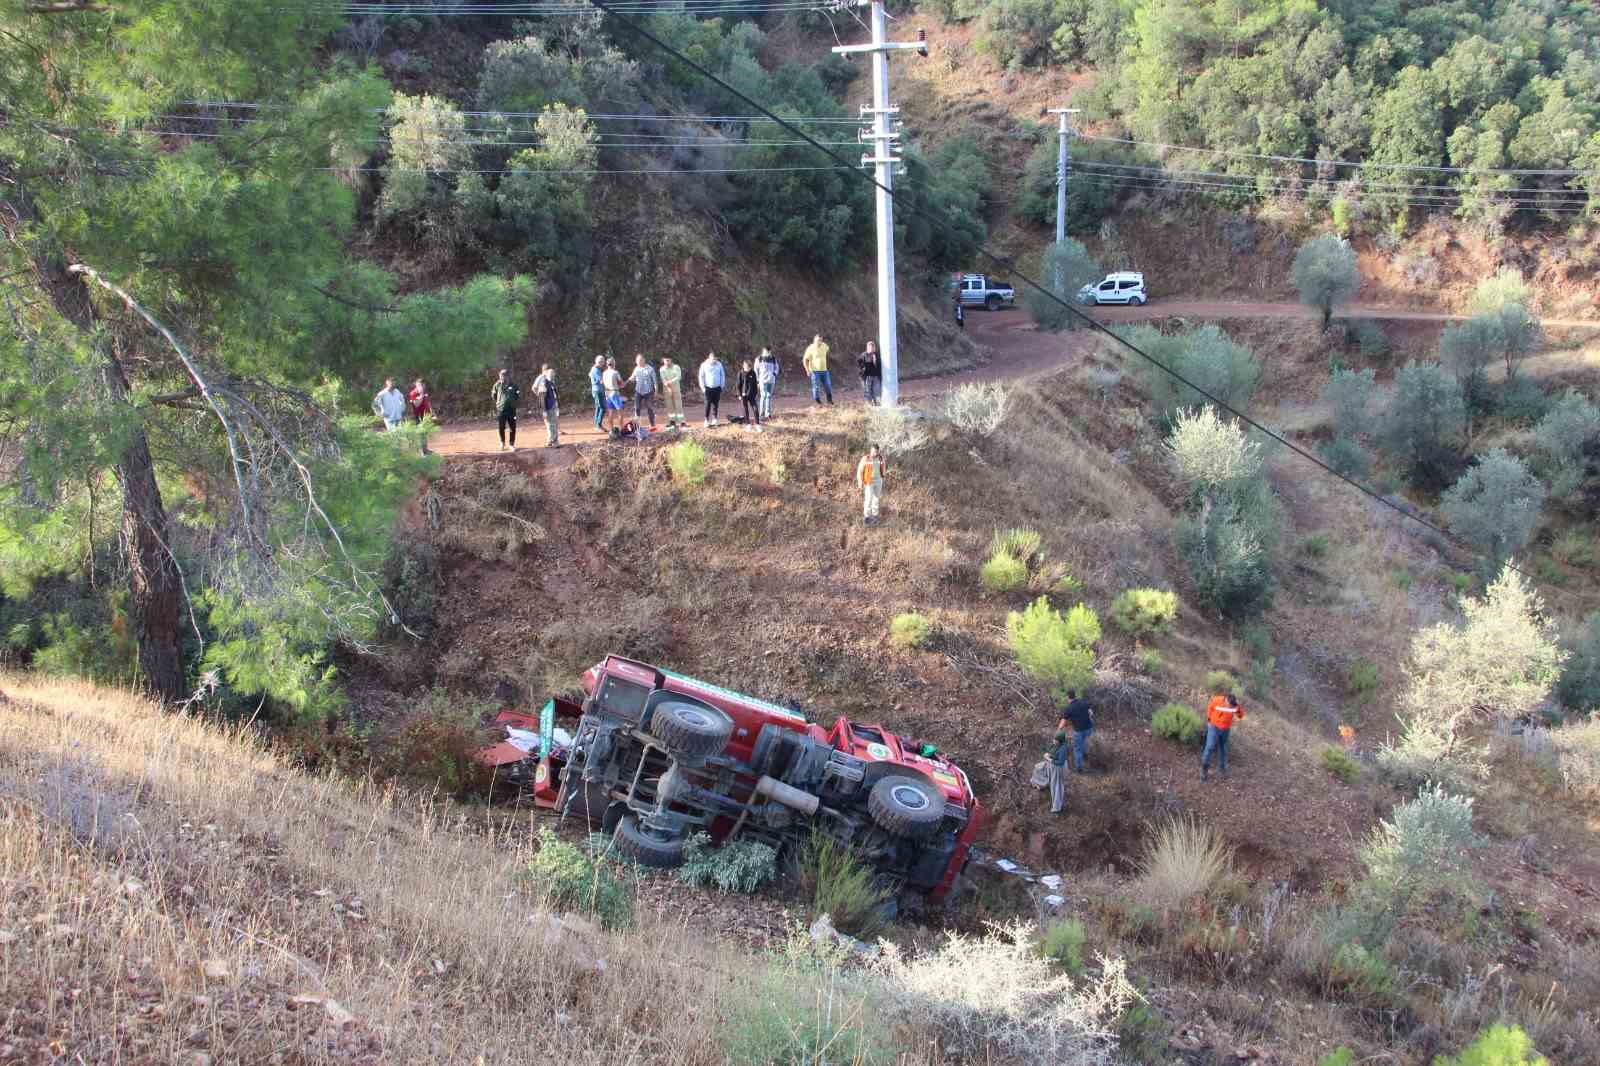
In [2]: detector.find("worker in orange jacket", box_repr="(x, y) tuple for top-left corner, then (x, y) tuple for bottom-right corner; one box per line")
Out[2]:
(1200, 691), (1243, 781)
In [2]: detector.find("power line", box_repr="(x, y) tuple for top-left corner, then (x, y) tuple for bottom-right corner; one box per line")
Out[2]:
(585, 0), (1582, 604)
(177, 102), (865, 123)
(323, 164), (854, 173)
(1071, 159), (1593, 200)
(1076, 132), (1600, 179)
(1065, 171), (1593, 214)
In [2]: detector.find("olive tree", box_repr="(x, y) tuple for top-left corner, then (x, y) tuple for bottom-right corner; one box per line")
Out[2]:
(1166, 406), (1278, 619)
(1292, 235), (1360, 329)
(1127, 324), (1261, 426)
(1025, 239), (1102, 331)
(1531, 390), (1600, 500)
(1381, 567), (1564, 784)
(1440, 449), (1547, 577)
(1378, 362), (1467, 489)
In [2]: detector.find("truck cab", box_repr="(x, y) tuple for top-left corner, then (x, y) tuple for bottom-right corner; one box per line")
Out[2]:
(954, 273), (1016, 311)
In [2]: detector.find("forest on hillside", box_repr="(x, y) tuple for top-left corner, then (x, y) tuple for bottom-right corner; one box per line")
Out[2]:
(941, 0), (1600, 232)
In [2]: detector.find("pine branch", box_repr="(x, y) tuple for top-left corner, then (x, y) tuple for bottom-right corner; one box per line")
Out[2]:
(67, 263), (260, 543)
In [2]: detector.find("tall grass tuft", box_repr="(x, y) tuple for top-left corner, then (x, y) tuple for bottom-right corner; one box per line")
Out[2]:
(802, 832), (889, 940)
(1136, 815), (1234, 911)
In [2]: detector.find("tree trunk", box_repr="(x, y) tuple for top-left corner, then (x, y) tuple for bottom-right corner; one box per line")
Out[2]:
(105, 351), (186, 702)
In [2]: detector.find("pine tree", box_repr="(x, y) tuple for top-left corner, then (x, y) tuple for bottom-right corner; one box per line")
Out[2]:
(1, 2), (530, 707)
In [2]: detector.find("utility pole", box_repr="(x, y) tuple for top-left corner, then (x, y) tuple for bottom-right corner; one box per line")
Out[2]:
(1046, 107), (1081, 244)
(832, 2), (926, 408)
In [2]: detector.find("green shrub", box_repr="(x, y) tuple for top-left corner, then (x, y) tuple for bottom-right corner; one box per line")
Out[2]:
(1358, 783), (1479, 911)
(1024, 239), (1103, 331)
(1320, 436), (1372, 478)
(675, 834), (778, 894)
(1440, 448), (1546, 578)
(1379, 361), (1466, 490)
(1137, 648), (1164, 675)
(377, 690), (495, 794)
(667, 439), (707, 486)
(1005, 596), (1101, 700)
(889, 612), (932, 650)
(1432, 1024), (1550, 1066)
(1203, 670), (1238, 695)
(990, 527), (1042, 563)
(1345, 660), (1379, 698)
(1531, 390), (1600, 499)
(1323, 366), (1376, 438)
(1319, 1049), (1355, 1066)
(1320, 745), (1359, 783)
(528, 828), (633, 930)
(1128, 325), (1261, 425)
(802, 833), (888, 940)
(1556, 611), (1600, 714)
(1497, 375), (1550, 424)
(980, 549), (1027, 594)
(1137, 815), (1233, 910)
(1152, 703), (1205, 747)
(1108, 587), (1179, 637)
(1550, 530), (1596, 569)
(1326, 942), (1396, 1006)
(719, 960), (894, 1066)
(1039, 918), (1086, 974)
(1300, 533), (1331, 559)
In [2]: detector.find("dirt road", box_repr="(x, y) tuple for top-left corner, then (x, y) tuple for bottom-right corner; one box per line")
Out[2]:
(428, 297), (1597, 460)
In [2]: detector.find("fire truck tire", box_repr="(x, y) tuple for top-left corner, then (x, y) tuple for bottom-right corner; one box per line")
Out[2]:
(611, 815), (686, 869)
(648, 701), (734, 760)
(868, 775), (944, 840)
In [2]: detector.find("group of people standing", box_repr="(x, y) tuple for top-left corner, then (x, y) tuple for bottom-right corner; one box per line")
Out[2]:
(1040, 687), (1247, 814)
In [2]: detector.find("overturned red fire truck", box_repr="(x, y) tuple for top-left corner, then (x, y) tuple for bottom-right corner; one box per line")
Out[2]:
(477, 655), (984, 907)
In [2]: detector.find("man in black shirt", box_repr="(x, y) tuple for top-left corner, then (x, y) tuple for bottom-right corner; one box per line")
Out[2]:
(1055, 690), (1096, 772)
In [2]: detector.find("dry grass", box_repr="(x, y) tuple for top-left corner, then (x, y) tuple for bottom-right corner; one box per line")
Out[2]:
(1135, 815), (1235, 913)
(0, 674), (888, 1065)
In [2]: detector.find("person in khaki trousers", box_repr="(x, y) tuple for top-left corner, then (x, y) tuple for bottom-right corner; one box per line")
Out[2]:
(855, 444), (886, 525)
(659, 357), (685, 429)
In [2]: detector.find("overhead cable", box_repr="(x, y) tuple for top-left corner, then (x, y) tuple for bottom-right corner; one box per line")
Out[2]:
(585, 0), (1583, 602)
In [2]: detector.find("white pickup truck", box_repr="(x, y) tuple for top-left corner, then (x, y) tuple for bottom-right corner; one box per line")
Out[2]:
(953, 273), (1016, 311)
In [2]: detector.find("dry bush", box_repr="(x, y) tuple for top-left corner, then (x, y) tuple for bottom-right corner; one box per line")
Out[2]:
(875, 920), (1136, 1065)
(0, 673), (753, 1065)
(1550, 715), (1600, 798)
(433, 468), (546, 563)
(943, 382), (1009, 438)
(529, 594), (671, 691)
(1136, 816), (1234, 911)
(883, 531), (959, 586)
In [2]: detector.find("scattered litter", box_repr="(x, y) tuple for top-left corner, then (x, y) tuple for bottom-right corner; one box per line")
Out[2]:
(1043, 894), (1065, 907)
(1040, 874), (1063, 890)
(995, 858), (1019, 873)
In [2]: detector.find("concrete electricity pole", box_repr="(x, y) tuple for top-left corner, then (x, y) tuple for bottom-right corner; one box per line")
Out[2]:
(1046, 107), (1081, 244)
(832, 1), (926, 408)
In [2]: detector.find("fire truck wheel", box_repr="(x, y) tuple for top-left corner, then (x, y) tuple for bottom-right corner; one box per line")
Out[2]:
(867, 775), (944, 840)
(612, 814), (686, 869)
(648, 700), (734, 760)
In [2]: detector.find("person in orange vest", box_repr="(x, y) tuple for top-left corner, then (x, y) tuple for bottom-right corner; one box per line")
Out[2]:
(855, 444), (886, 525)
(1201, 690), (1243, 781)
